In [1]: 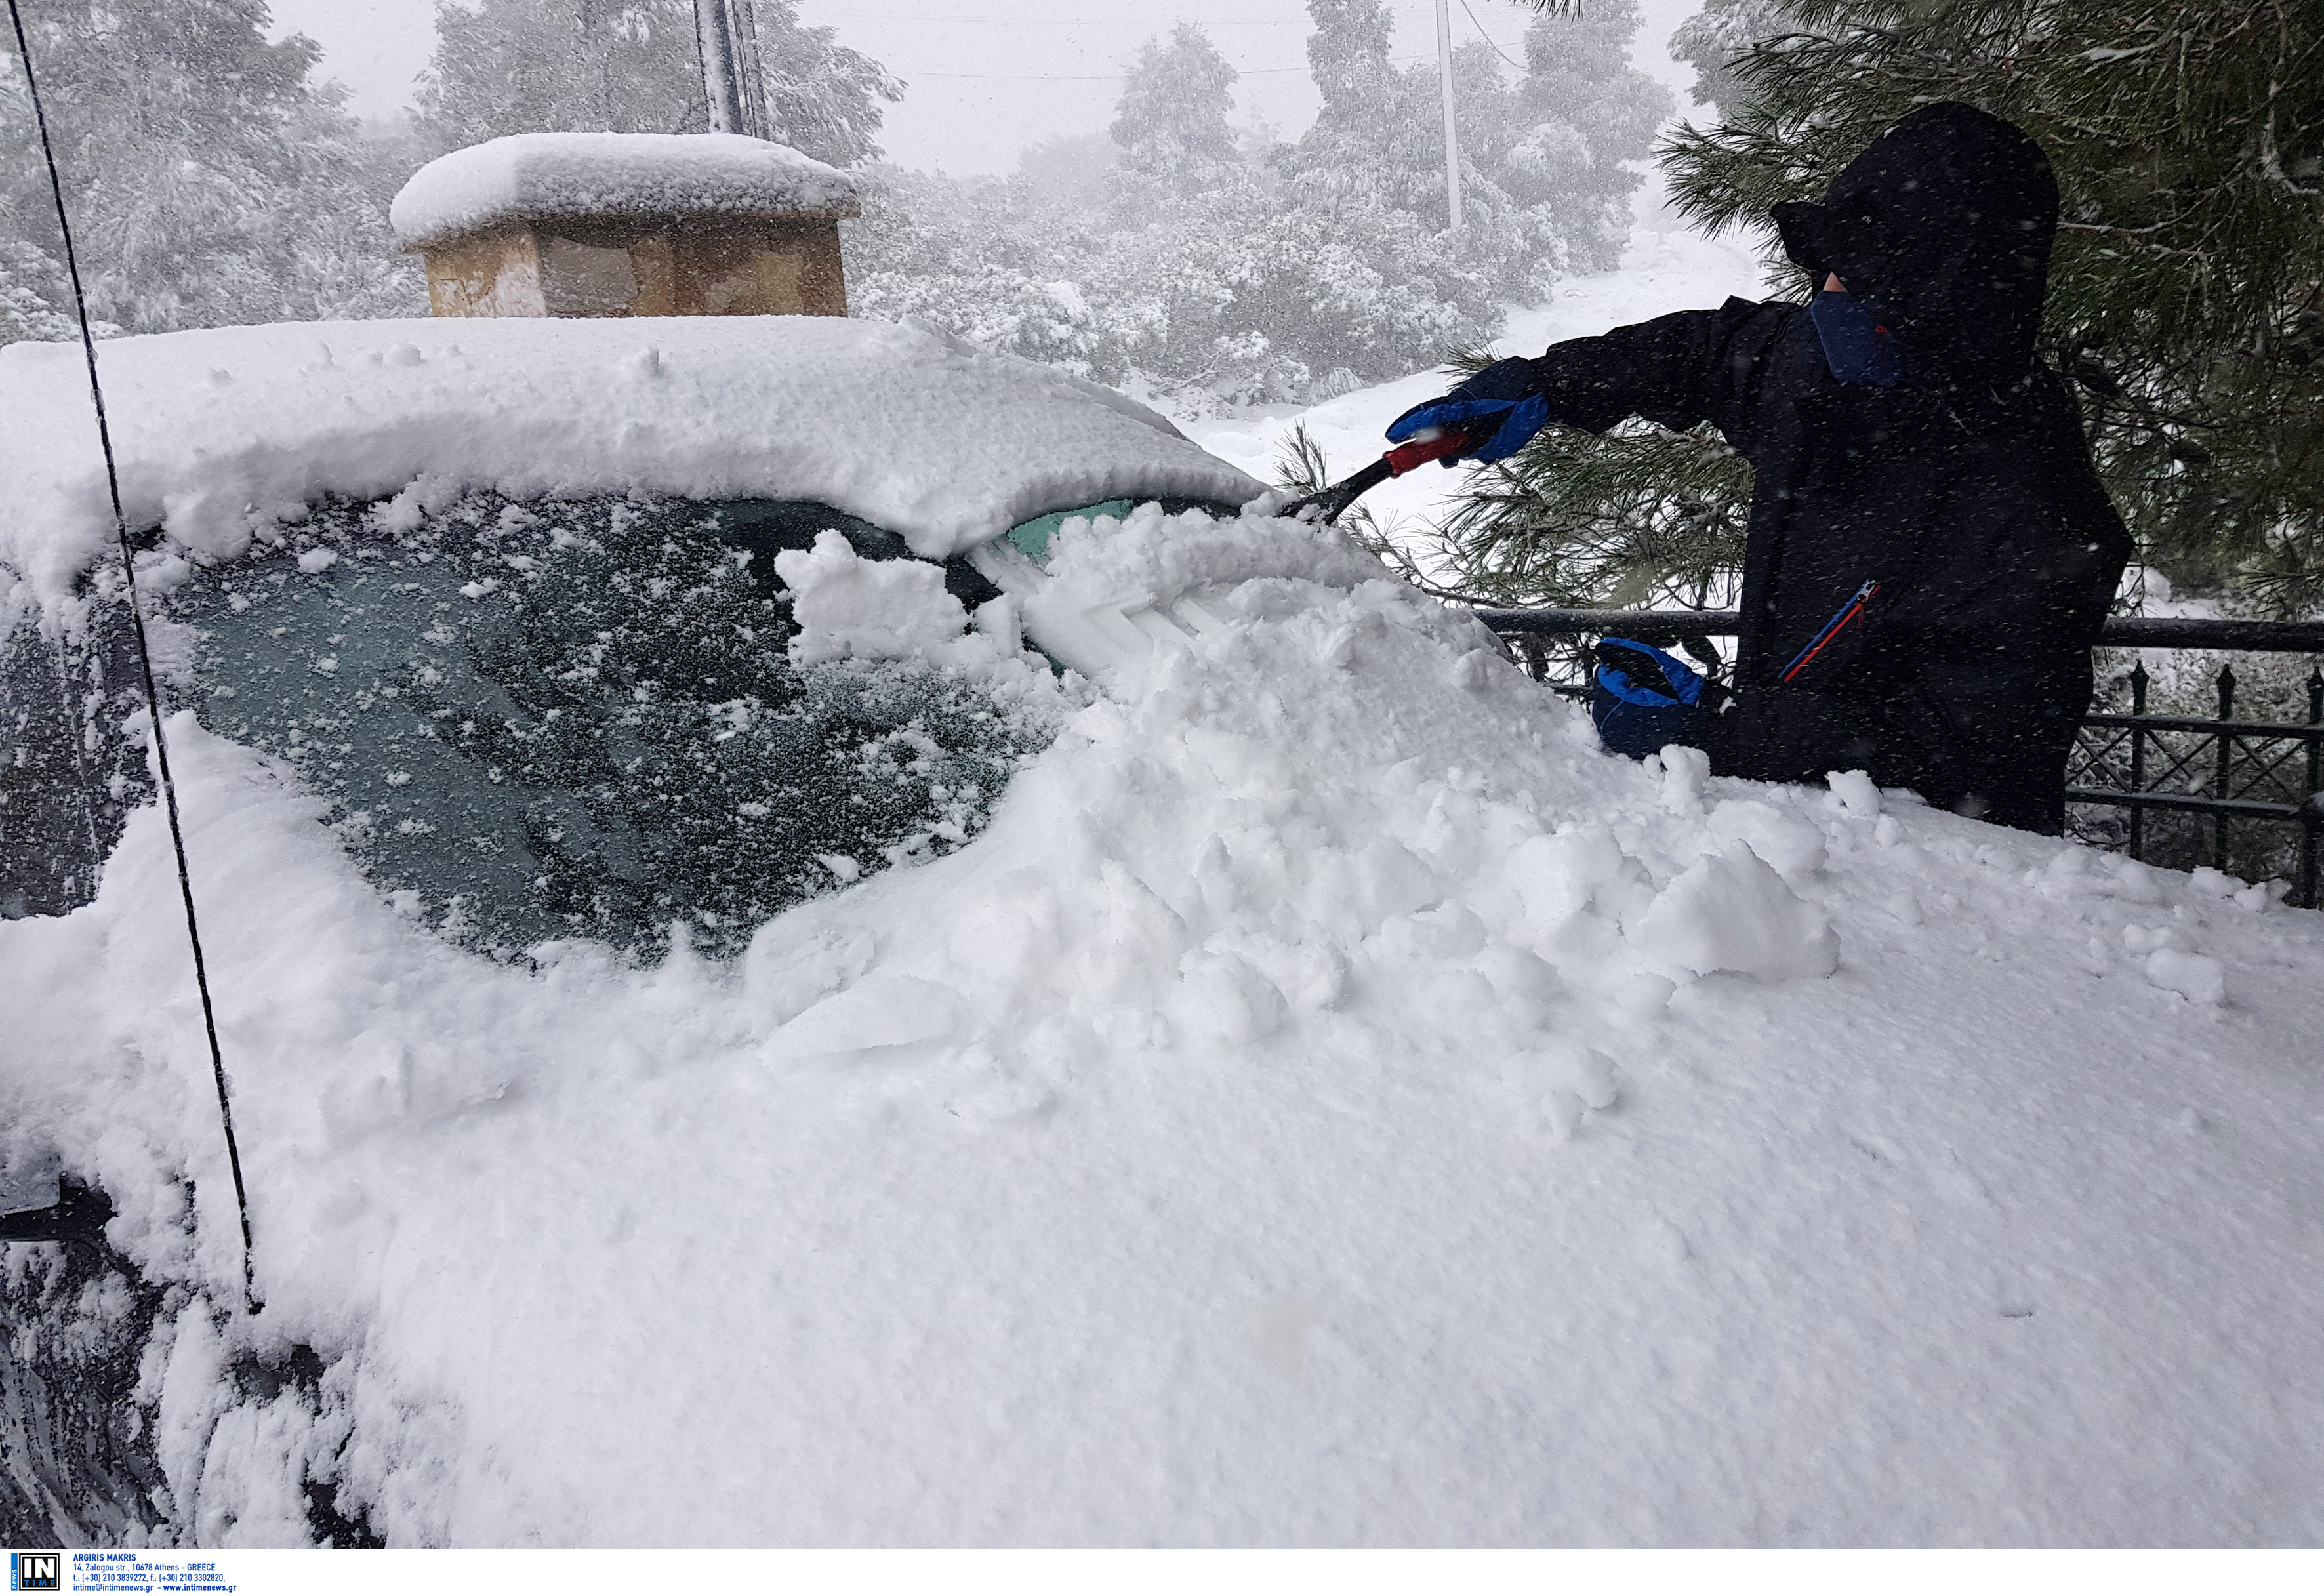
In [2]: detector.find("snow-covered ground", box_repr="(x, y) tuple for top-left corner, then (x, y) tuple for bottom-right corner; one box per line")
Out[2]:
(8, 210), (2324, 1550)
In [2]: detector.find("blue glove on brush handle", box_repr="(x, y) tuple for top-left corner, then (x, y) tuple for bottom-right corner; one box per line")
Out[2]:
(1385, 358), (1551, 464)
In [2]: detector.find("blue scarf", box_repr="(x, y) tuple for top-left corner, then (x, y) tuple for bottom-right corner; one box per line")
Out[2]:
(1810, 288), (1906, 387)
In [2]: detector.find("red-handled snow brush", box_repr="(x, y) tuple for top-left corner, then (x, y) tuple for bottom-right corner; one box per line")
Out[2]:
(1269, 426), (1477, 526)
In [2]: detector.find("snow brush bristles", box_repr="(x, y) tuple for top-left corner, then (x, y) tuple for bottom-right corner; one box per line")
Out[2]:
(7, 0), (260, 1315)
(1272, 425), (1480, 525)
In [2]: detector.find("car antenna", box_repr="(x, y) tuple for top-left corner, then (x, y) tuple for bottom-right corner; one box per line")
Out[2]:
(7, 0), (260, 1316)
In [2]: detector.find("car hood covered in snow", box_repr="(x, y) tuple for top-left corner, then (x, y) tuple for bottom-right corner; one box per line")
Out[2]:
(0, 314), (1261, 603)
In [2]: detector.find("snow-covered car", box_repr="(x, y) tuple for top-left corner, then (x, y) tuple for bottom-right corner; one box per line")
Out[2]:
(0, 312), (1266, 1530)
(0, 316), (1257, 953)
(6, 315), (2324, 1550)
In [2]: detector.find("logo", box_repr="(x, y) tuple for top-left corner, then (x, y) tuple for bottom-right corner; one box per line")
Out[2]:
(10, 1553), (60, 1592)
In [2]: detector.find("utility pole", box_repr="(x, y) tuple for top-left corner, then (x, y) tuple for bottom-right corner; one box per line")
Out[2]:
(695, 0), (770, 139)
(1435, 0), (1463, 230)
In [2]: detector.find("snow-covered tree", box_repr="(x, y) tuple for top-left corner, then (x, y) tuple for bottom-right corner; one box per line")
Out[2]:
(1667, 0), (1795, 120)
(0, 0), (420, 341)
(845, 9), (1509, 413)
(849, 0), (1661, 411)
(1109, 24), (1239, 194)
(1278, 0), (1667, 286)
(1284, 0), (1417, 215)
(416, 0), (897, 167)
(1496, 0), (1671, 273)
(0, 239), (77, 343)
(751, 0), (901, 169)
(414, 0), (703, 147)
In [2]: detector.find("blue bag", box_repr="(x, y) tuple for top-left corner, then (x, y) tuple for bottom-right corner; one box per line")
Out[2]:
(1590, 638), (1703, 760)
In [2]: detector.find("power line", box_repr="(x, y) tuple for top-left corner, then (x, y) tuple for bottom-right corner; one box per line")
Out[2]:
(905, 64), (1289, 81)
(1461, 0), (1526, 70)
(901, 52), (1440, 82)
(824, 12), (1309, 22)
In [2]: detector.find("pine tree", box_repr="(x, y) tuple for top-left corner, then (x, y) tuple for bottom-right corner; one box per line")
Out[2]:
(1433, 404), (1756, 609)
(0, 0), (420, 339)
(1669, 0), (2324, 612)
(1444, 0), (2324, 617)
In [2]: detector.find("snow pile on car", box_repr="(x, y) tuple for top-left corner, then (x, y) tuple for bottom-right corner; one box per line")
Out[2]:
(388, 132), (860, 250)
(6, 501), (2323, 1546)
(0, 317), (1260, 603)
(777, 529), (1021, 669)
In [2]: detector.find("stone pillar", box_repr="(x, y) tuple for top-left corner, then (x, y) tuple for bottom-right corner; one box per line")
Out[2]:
(392, 133), (859, 320)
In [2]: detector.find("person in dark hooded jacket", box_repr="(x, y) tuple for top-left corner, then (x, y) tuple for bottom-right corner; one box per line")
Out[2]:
(1389, 102), (2132, 834)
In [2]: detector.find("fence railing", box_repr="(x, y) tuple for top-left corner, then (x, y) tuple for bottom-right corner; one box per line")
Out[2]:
(1471, 609), (2324, 909)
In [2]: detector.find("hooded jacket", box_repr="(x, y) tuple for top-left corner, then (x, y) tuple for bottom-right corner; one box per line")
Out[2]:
(1469, 102), (2129, 831)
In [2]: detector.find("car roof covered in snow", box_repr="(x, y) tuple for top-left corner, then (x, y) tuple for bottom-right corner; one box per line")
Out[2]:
(390, 133), (861, 250)
(0, 315), (1263, 603)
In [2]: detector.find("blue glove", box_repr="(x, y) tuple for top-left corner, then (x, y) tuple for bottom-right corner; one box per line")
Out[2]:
(1385, 358), (1551, 465)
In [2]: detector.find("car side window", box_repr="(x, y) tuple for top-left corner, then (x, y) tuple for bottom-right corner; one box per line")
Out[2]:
(0, 592), (151, 920)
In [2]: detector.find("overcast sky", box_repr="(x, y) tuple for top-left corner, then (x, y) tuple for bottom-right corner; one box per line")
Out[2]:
(269, 0), (1711, 175)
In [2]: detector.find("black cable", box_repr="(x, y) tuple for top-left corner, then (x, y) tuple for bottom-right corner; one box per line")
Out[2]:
(7, 0), (259, 1315)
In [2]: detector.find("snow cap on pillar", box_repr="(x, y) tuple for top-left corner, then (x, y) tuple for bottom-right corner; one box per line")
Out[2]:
(390, 132), (860, 319)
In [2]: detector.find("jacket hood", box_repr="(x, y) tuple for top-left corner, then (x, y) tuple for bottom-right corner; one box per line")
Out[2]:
(1770, 102), (2057, 386)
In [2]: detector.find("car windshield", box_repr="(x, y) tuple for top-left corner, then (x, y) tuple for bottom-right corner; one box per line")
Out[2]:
(1001, 497), (1242, 567)
(156, 492), (1063, 959)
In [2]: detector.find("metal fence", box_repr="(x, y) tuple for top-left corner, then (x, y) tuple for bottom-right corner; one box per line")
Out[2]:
(1471, 607), (2324, 909)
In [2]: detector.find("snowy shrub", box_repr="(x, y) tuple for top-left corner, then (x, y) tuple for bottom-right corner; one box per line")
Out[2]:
(849, 175), (1504, 413)
(844, 6), (1666, 413)
(0, 241), (91, 344)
